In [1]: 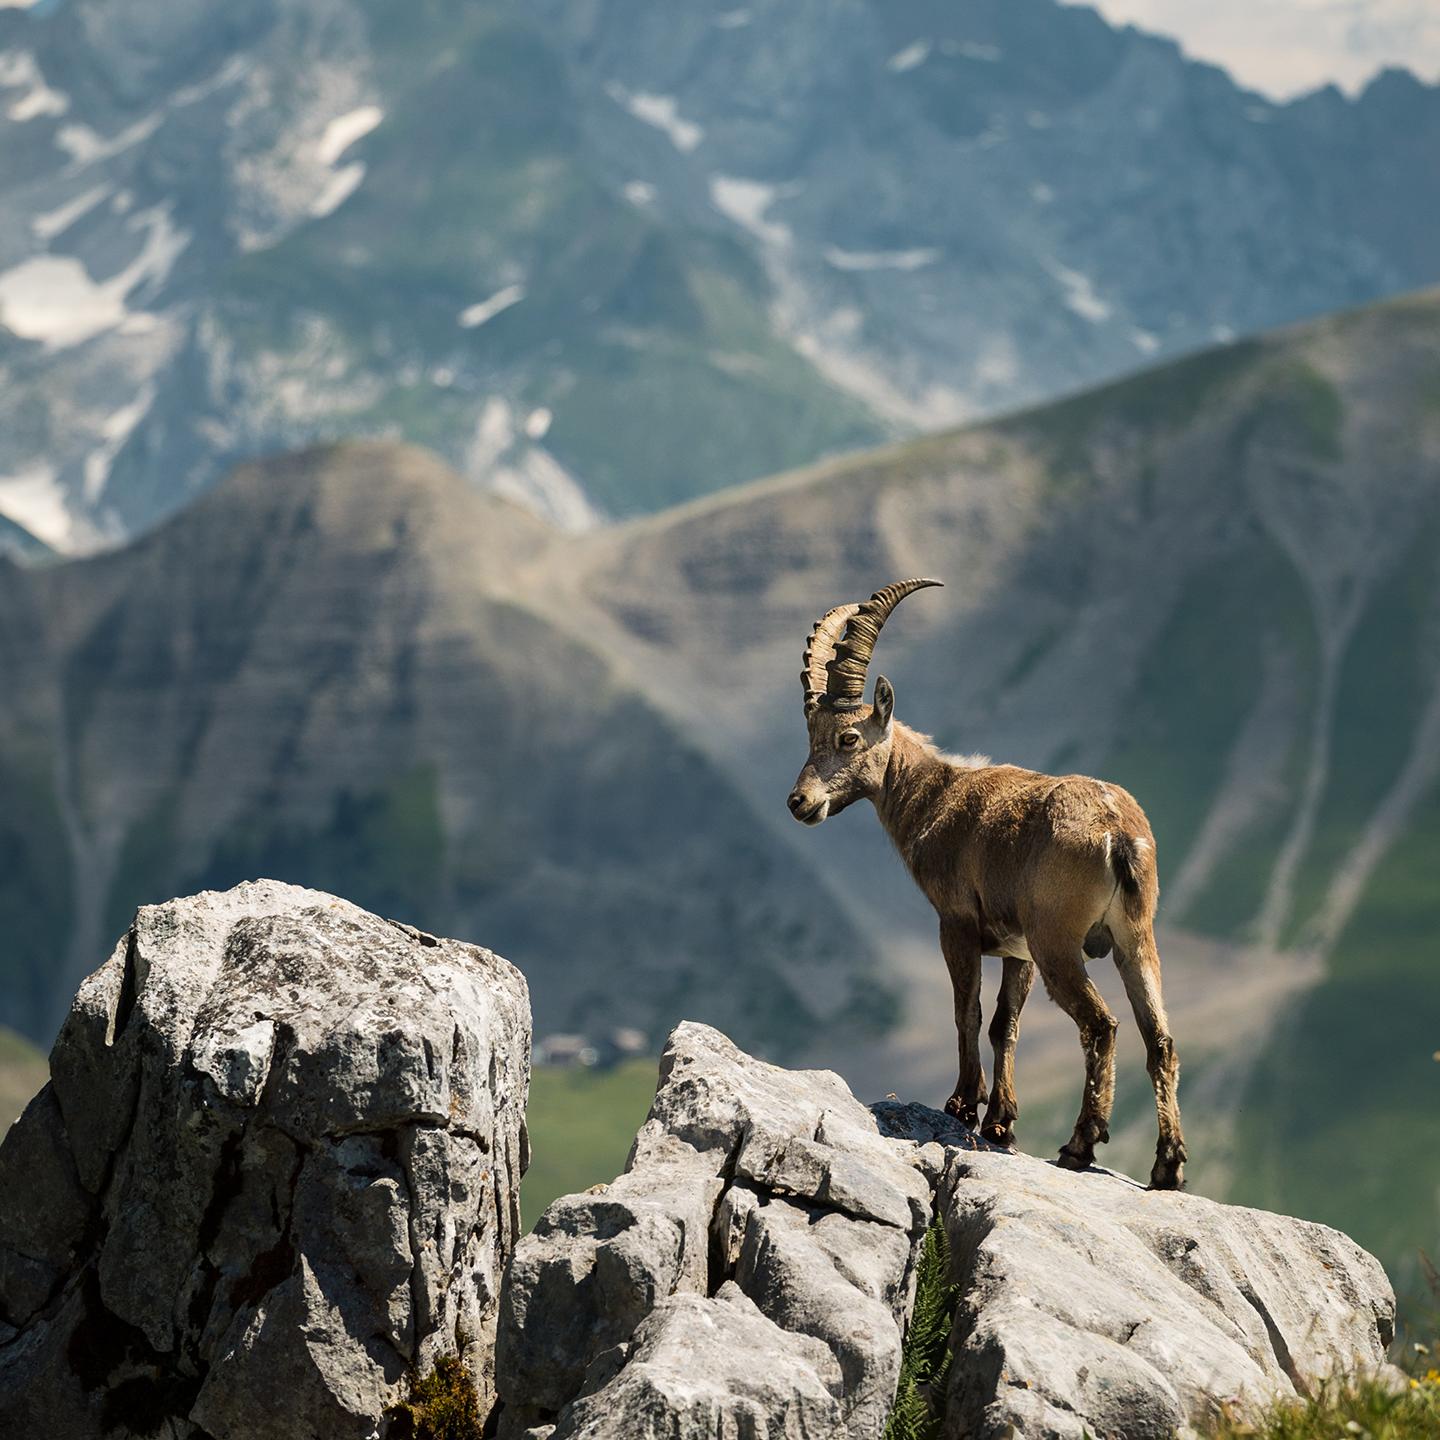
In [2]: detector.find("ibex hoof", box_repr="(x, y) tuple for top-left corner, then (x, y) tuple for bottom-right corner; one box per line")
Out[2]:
(944, 1095), (980, 1129)
(1056, 1144), (1094, 1172)
(1150, 1155), (1186, 1191)
(981, 1121), (1016, 1149)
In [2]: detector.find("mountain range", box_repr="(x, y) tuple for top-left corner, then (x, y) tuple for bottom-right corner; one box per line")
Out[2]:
(3, 0), (1440, 553)
(2, 288), (1438, 1288)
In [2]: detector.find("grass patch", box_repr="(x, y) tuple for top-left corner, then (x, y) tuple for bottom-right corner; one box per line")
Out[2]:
(521, 1059), (658, 1226)
(884, 1218), (959, 1440)
(0, 1024), (47, 1132)
(1205, 1361), (1440, 1440)
(386, 1354), (484, 1440)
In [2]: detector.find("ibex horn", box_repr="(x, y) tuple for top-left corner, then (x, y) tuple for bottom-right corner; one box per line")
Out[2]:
(802, 578), (943, 714)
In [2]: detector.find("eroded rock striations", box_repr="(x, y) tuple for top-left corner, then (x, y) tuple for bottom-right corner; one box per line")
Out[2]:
(500, 1025), (1397, 1440)
(0, 881), (530, 1439)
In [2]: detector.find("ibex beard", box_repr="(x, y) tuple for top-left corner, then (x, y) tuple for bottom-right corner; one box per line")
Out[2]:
(789, 579), (1186, 1190)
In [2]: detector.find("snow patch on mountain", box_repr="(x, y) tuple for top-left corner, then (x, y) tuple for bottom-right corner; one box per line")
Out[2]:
(55, 112), (162, 169)
(1047, 260), (1113, 323)
(465, 396), (600, 532)
(0, 463), (76, 549)
(887, 40), (932, 73)
(83, 387), (154, 504)
(710, 177), (792, 248)
(459, 284), (526, 329)
(0, 50), (68, 121)
(309, 164), (365, 217)
(608, 84), (704, 152)
(31, 184), (110, 241)
(823, 246), (940, 272)
(315, 104), (382, 165)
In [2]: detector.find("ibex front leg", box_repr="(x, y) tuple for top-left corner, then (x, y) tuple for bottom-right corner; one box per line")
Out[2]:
(940, 917), (986, 1129)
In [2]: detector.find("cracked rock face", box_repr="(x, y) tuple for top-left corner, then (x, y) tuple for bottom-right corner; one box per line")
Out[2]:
(0, 880), (530, 1440)
(495, 1021), (939, 1439)
(498, 1023), (1397, 1440)
(932, 1149), (1398, 1440)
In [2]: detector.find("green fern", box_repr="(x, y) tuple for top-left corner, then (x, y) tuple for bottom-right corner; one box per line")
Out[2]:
(885, 1218), (960, 1440)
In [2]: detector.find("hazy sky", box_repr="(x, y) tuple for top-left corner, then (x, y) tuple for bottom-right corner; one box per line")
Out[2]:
(3, 0), (1437, 101)
(1068, 0), (1440, 99)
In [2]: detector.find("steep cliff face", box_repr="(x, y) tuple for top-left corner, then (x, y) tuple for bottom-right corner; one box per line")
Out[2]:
(0, 881), (531, 1438)
(3, 0), (1439, 549)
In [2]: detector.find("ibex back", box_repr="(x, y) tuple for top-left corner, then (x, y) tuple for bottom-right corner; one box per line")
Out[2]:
(788, 579), (1186, 1189)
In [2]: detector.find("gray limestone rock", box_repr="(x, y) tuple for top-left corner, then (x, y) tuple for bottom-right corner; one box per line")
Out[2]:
(0, 881), (530, 1440)
(550, 1283), (846, 1440)
(497, 1022), (934, 1439)
(936, 1148), (1398, 1440)
(499, 1037), (1399, 1440)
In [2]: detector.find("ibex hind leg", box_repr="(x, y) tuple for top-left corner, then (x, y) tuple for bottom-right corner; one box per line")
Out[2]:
(1112, 920), (1186, 1190)
(1034, 940), (1118, 1172)
(981, 955), (1035, 1148)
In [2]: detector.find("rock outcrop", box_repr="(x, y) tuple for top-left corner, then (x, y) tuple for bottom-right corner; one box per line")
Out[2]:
(928, 1147), (1397, 1440)
(496, 1022), (950, 1439)
(0, 881), (530, 1440)
(501, 1024), (1397, 1440)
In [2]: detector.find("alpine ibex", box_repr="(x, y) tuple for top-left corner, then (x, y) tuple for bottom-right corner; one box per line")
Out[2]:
(788, 579), (1186, 1189)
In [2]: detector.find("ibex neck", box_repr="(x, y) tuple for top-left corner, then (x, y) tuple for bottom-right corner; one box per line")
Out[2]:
(875, 722), (956, 856)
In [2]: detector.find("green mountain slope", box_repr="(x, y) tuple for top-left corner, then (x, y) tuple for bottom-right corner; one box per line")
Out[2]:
(2, 294), (1437, 1285)
(0, 442), (888, 1059)
(536, 291), (1440, 1288)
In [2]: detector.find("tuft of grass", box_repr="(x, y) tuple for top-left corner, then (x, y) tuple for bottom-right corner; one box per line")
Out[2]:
(385, 1354), (484, 1440)
(1204, 1360), (1440, 1440)
(885, 1218), (960, 1440)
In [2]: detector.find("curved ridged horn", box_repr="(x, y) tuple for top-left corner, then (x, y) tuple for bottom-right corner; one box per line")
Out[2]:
(802, 579), (943, 713)
(802, 602), (861, 714)
(827, 578), (943, 710)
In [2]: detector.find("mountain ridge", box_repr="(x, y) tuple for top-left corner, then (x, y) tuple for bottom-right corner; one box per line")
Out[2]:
(4, 0), (1440, 553)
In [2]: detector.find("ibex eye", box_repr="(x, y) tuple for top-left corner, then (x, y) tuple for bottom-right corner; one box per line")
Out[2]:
(840, 732), (860, 750)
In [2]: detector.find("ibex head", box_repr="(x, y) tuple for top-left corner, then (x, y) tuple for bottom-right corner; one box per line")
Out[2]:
(787, 579), (942, 825)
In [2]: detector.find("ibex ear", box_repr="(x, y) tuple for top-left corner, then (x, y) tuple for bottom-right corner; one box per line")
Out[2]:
(872, 675), (895, 734)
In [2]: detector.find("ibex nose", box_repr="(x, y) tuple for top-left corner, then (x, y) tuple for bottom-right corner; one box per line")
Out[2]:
(787, 790), (807, 815)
